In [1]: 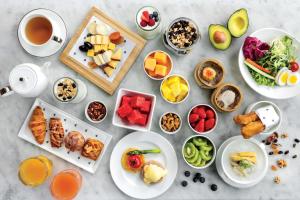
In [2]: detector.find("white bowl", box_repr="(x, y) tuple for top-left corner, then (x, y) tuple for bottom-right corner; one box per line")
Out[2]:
(187, 104), (218, 135)
(85, 100), (107, 123)
(219, 136), (268, 187)
(160, 74), (190, 104)
(182, 135), (216, 169)
(238, 27), (300, 99)
(143, 50), (173, 81)
(159, 112), (182, 135)
(245, 101), (282, 135)
(112, 88), (156, 132)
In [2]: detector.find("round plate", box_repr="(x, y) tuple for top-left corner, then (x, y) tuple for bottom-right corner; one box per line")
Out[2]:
(17, 8), (67, 57)
(238, 28), (300, 99)
(110, 131), (178, 199)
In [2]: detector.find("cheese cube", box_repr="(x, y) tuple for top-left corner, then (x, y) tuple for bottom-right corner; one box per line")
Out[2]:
(102, 44), (108, 51)
(108, 43), (116, 51)
(85, 36), (91, 43)
(102, 51), (112, 63)
(87, 49), (94, 57)
(101, 36), (109, 44)
(144, 58), (156, 71)
(96, 35), (102, 44)
(93, 56), (101, 65)
(154, 52), (168, 64)
(97, 54), (105, 65)
(94, 45), (101, 53)
(90, 36), (96, 45)
(155, 65), (167, 77)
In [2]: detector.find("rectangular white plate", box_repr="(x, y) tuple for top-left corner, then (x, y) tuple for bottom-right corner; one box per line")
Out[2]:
(68, 16), (135, 83)
(18, 98), (112, 174)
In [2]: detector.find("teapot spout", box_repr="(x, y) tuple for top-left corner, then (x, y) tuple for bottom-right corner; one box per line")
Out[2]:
(42, 61), (51, 70)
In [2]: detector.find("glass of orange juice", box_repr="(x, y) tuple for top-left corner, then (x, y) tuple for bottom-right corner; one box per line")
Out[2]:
(18, 155), (52, 187)
(50, 169), (82, 200)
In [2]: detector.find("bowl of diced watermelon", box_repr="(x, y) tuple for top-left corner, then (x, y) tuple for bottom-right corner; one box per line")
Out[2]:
(112, 88), (156, 132)
(187, 104), (218, 134)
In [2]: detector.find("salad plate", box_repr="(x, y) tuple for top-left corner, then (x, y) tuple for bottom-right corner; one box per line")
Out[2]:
(110, 131), (178, 199)
(238, 28), (300, 99)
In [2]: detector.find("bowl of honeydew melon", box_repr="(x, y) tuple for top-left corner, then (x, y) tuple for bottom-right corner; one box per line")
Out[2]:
(182, 135), (216, 169)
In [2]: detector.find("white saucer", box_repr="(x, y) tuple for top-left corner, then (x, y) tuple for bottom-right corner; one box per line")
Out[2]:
(17, 8), (67, 57)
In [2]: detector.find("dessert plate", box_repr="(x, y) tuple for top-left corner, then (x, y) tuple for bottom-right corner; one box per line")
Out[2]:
(238, 28), (300, 99)
(18, 98), (112, 173)
(18, 8), (67, 57)
(110, 131), (178, 199)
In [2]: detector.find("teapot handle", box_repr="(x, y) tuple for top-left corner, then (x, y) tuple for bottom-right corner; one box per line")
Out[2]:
(0, 86), (15, 97)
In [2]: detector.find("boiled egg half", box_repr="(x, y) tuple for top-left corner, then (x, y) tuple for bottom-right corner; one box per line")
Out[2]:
(287, 72), (299, 86)
(275, 67), (289, 86)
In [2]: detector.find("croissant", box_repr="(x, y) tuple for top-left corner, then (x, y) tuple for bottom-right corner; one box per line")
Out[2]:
(28, 106), (46, 144)
(49, 118), (64, 148)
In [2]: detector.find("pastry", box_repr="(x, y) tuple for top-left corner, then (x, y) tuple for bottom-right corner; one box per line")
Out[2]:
(64, 131), (85, 152)
(141, 160), (167, 184)
(241, 121), (265, 139)
(81, 138), (104, 160)
(49, 118), (64, 148)
(194, 59), (225, 89)
(234, 112), (259, 125)
(28, 106), (46, 144)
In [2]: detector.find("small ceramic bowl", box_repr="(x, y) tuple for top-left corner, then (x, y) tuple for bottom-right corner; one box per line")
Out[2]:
(85, 100), (107, 123)
(182, 135), (216, 169)
(187, 104), (218, 134)
(245, 101), (282, 135)
(159, 112), (182, 135)
(143, 50), (173, 80)
(160, 74), (190, 104)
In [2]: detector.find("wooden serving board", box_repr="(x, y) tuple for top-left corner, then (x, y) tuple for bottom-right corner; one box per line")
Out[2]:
(60, 6), (146, 95)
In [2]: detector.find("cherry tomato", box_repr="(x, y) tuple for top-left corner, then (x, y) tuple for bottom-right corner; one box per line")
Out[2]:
(127, 155), (142, 169)
(290, 61), (299, 72)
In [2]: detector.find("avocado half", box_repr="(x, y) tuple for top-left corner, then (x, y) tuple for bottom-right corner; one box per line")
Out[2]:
(208, 24), (232, 50)
(227, 8), (249, 38)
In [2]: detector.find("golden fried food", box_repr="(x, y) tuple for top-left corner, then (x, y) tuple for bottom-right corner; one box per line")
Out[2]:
(234, 112), (259, 125)
(241, 121), (265, 139)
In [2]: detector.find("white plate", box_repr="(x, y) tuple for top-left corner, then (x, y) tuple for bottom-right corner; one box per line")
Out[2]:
(17, 8), (67, 57)
(68, 16), (136, 83)
(110, 131), (177, 199)
(18, 98), (112, 173)
(238, 28), (300, 99)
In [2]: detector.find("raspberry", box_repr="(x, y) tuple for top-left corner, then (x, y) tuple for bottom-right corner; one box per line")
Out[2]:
(148, 18), (155, 26)
(206, 109), (215, 119)
(196, 107), (206, 119)
(140, 20), (147, 27)
(195, 119), (205, 132)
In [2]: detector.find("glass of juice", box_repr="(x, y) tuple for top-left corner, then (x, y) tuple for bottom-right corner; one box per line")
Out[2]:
(18, 155), (52, 187)
(50, 169), (82, 200)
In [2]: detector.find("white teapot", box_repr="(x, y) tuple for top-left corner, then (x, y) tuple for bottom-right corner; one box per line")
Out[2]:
(0, 62), (50, 98)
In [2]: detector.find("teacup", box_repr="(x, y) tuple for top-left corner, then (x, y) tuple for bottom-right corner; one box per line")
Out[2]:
(20, 13), (63, 47)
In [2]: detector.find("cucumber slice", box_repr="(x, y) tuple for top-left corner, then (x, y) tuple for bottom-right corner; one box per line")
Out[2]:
(244, 60), (275, 80)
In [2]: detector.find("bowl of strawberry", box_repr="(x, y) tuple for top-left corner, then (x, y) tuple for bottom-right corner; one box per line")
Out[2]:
(113, 88), (156, 132)
(187, 104), (218, 134)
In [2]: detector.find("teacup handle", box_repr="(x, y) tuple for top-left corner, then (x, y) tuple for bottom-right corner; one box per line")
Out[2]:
(0, 86), (14, 97)
(52, 35), (63, 44)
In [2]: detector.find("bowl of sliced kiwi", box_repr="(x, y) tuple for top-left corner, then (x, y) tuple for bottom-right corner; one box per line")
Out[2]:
(182, 135), (216, 169)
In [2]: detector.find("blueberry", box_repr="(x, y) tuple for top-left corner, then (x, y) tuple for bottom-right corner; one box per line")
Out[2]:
(199, 176), (205, 183)
(195, 173), (201, 179)
(155, 16), (159, 22)
(153, 11), (158, 17)
(211, 184), (218, 191)
(181, 181), (188, 187)
(193, 177), (198, 183)
(184, 171), (190, 177)
(149, 14), (153, 19)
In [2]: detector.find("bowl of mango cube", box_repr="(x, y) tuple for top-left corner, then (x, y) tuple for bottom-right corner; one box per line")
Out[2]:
(144, 50), (173, 80)
(160, 74), (190, 104)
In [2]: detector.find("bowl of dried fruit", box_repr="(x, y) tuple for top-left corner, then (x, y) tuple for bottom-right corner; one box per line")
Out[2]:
(85, 100), (107, 123)
(159, 112), (181, 134)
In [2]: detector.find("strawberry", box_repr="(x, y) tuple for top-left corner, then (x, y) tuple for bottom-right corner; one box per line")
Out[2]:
(189, 113), (199, 123)
(205, 119), (215, 131)
(141, 11), (150, 23)
(196, 107), (206, 119)
(191, 107), (198, 114)
(195, 119), (205, 132)
(148, 18), (155, 26)
(206, 109), (215, 119)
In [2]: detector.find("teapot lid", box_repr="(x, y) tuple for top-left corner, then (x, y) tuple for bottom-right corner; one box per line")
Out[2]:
(9, 64), (37, 95)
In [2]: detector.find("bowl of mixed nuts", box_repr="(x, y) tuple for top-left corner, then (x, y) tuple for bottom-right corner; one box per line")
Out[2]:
(85, 100), (107, 123)
(159, 112), (182, 134)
